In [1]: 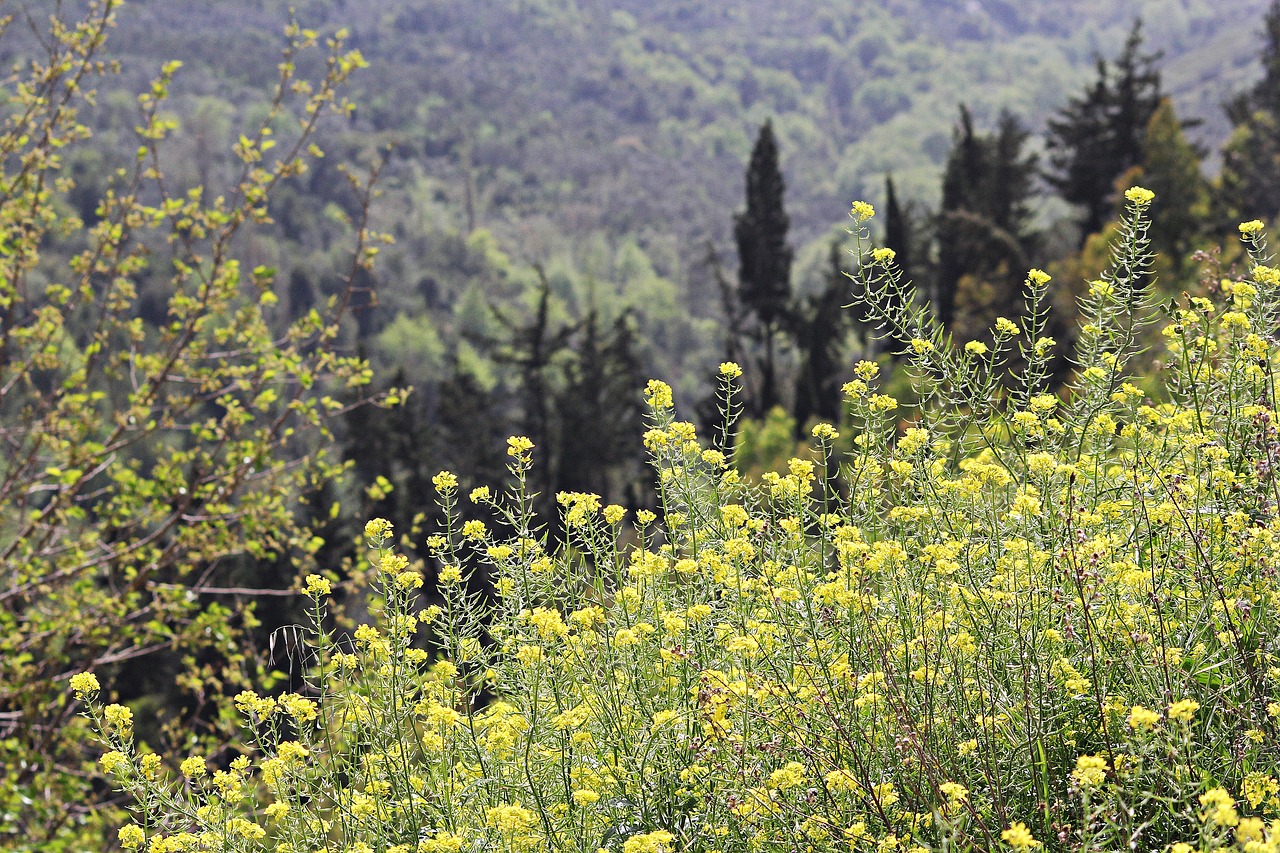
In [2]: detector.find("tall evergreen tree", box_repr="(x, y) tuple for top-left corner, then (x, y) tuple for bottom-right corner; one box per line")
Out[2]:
(734, 119), (794, 416)
(1218, 0), (1280, 227)
(1137, 98), (1208, 270)
(1228, 0), (1280, 122)
(935, 106), (1038, 333)
(884, 174), (913, 287)
(878, 174), (916, 356)
(555, 310), (645, 502)
(793, 242), (852, 435)
(1045, 19), (1163, 241)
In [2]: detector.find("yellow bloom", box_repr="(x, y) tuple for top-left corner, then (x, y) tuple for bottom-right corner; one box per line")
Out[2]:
(1124, 186), (1154, 206)
(507, 435), (534, 459)
(1167, 698), (1199, 722)
(118, 825), (145, 849)
(1242, 772), (1279, 808)
(850, 200), (875, 221)
(103, 703), (133, 734)
(1026, 268), (1051, 286)
(364, 517), (393, 545)
(1071, 754), (1108, 789)
(1240, 219), (1265, 236)
(872, 247), (896, 264)
(1000, 822), (1041, 849)
(652, 709), (680, 728)
(431, 470), (458, 492)
(99, 750), (127, 774)
(70, 672), (99, 698)
(965, 340), (988, 356)
(812, 422), (840, 441)
(624, 831), (675, 853)
(278, 693), (318, 722)
(769, 761), (807, 790)
(994, 317), (1019, 335)
(396, 570), (423, 590)
(1127, 705), (1160, 731)
(486, 803), (538, 836)
(1198, 787), (1239, 827)
(719, 361), (743, 379)
(644, 380), (673, 410)
(277, 741), (309, 762)
(179, 755), (206, 779)
(303, 574), (331, 596)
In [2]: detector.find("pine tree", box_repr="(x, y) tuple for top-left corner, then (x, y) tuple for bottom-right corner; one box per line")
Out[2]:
(734, 120), (794, 416)
(1218, 0), (1280, 227)
(935, 106), (1038, 334)
(1045, 19), (1163, 241)
(884, 174), (913, 287)
(877, 174), (917, 356)
(1136, 98), (1207, 270)
(793, 242), (852, 435)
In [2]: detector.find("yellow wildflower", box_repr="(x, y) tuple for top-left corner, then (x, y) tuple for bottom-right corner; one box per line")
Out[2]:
(1124, 186), (1154, 205)
(70, 672), (99, 698)
(1001, 822), (1041, 849)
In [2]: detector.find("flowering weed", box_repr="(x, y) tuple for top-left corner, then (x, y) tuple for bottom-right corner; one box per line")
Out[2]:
(80, 192), (1280, 852)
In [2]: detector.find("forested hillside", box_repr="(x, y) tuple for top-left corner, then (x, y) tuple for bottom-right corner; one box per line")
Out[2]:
(87, 0), (1270, 249)
(23, 0), (1271, 422)
(9, 1), (1280, 848)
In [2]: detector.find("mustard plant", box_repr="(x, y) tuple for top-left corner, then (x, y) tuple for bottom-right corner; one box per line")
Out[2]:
(81, 191), (1280, 853)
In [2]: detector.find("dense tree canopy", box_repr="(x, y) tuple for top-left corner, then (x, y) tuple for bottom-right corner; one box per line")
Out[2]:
(1045, 21), (1165, 241)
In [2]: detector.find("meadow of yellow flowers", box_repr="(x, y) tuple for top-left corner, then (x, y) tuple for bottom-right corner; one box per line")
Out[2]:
(76, 192), (1280, 852)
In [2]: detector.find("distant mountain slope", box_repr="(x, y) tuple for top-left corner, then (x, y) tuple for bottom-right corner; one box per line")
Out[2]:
(93, 0), (1269, 258)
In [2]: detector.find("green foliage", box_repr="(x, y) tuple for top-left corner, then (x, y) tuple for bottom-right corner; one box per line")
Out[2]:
(1134, 98), (1210, 269)
(1045, 20), (1165, 241)
(936, 107), (1039, 337)
(78, 192), (1280, 853)
(1218, 1), (1280, 229)
(0, 4), (385, 848)
(733, 120), (794, 416)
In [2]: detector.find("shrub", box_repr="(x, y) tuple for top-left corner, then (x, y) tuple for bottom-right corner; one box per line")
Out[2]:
(80, 194), (1280, 852)
(0, 2), (385, 847)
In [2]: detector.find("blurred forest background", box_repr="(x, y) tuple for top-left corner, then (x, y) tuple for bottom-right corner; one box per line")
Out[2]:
(18, 0), (1271, 522)
(9, 0), (1280, 844)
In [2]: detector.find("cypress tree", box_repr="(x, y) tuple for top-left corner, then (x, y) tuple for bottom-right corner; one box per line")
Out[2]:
(1218, 0), (1280, 226)
(936, 106), (1038, 334)
(884, 174), (912, 286)
(734, 119), (793, 416)
(936, 106), (986, 329)
(879, 174), (916, 356)
(793, 242), (851, 435)
(1138, 98), (1207, 269)
(1045, 19), (1163, 241)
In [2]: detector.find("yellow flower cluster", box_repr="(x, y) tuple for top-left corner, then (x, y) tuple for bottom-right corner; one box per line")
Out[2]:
(87, 206), (1280, 853)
